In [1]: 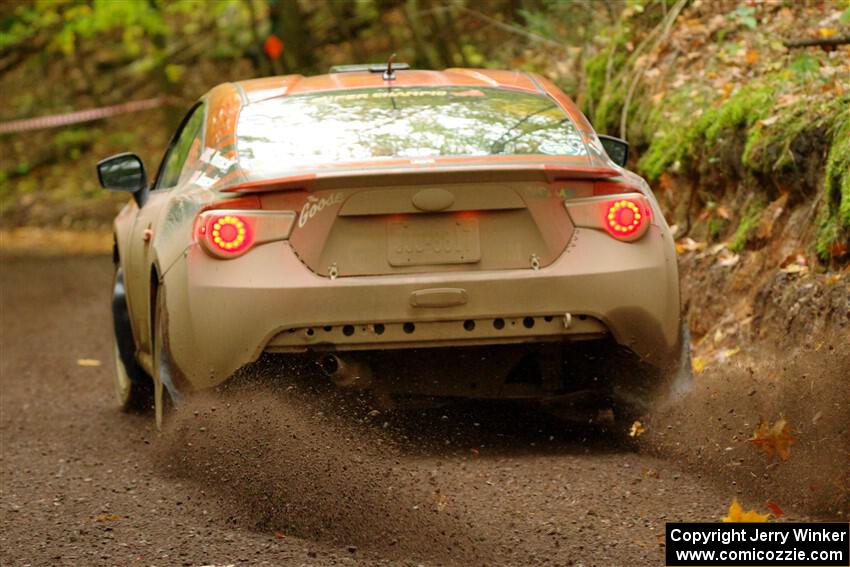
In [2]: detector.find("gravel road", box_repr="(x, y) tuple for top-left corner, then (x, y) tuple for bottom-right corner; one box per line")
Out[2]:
(0, 255), (800, 567)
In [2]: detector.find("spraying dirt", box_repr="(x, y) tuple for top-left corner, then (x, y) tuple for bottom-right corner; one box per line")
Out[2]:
(154, 379), (491, 564)
(642, 346), (850, 519)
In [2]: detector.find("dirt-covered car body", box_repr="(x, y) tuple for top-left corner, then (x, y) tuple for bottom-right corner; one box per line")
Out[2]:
(102, 68), (684, 422)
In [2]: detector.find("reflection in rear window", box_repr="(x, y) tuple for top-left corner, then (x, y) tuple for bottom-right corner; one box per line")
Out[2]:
(236, 87), (587, 175)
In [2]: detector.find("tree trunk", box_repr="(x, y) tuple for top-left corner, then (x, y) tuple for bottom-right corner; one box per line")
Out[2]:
(270, 0), (317, 74)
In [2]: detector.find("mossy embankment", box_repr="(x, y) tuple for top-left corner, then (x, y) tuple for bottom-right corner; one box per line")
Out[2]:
(583, 24), (849, 264)
(578, 1), (849, 357)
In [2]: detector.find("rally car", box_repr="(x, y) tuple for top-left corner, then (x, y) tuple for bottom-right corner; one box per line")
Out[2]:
(98, 65), (690, 427)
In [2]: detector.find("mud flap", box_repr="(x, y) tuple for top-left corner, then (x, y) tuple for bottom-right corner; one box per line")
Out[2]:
(666, 323), (694, 400)
(609, 321), (693, 421)
(153, 287), (184, 430)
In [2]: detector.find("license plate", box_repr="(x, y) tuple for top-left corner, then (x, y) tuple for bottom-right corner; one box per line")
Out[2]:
(388, 217), (480, 266)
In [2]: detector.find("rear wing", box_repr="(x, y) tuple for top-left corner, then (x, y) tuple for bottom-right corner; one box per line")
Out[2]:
(221, 162), (623, 194)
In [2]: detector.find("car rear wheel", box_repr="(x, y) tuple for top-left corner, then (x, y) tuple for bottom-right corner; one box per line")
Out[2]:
(112, 267), (153, 412)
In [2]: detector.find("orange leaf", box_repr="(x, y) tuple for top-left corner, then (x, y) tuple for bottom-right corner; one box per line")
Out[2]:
(94, 513), (122, 522)
(830, 241), (849, 257)
(750, 418), (796, 460)
(745, 49), (760, 65)
(723, 498), (769, 522)
(629, 420), (646, 437)
(765, 500), (784, 518)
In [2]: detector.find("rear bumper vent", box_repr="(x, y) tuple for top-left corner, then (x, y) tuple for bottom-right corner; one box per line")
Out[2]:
(265, 314), (607, 353)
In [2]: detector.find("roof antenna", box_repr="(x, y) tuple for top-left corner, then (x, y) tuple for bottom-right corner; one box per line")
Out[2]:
(383, 53), (397, 81)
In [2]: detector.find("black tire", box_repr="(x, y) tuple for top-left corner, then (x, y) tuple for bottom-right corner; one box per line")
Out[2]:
(112, 267), (153, 412)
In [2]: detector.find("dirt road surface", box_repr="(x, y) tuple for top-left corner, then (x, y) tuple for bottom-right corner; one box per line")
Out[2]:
(0, 256), (813, 567)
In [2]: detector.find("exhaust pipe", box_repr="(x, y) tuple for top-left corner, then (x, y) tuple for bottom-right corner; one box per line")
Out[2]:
(318, 354), (373, 389)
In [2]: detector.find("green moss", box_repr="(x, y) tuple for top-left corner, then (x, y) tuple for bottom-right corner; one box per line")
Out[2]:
(637, 79), (778, 182)
(730, 198), (765, 252)
(583, 51), (609, 118)
(707, 216), (728, 242)
(815, 108), (850, 259)
(635, 89), (698, 181)
(582, 43), (627, 133)
(702, 82), (775, 143)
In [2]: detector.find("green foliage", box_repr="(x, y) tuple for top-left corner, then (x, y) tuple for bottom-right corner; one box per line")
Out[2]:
(730, 198), (765, 252)
(788, 54), (819, 79)
(708, 217), (727, 242)
(582, 44), (627, 130)
(728, 6), (758, 30)
(816, 110), (850, 259)
(583, 51), (608, 116)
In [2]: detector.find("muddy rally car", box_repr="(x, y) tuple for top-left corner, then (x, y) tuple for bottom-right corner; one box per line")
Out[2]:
(99, 65), (690, 426)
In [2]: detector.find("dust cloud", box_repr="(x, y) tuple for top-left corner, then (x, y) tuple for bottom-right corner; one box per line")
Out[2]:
(154, 366), (492, 564)
(642, 347), (850, 518)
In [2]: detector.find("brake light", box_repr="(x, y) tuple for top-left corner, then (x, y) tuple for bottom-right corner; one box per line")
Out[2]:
(563, 193), (651, 242)
(196, 209), (296, 258)
(208, 215), (251, 253)
(605, 199), (645, 238)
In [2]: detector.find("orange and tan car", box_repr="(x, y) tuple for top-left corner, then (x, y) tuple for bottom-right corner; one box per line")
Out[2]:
(97, 66), (691, 426)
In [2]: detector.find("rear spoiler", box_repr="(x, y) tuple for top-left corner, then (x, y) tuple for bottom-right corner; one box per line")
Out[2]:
(221, 163), (623, 194)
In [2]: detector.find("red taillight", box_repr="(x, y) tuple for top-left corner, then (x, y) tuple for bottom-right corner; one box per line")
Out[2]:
(206, 214), (252, 254)
(196, 209), (296, 259)
(604, 199), (645, 238)
(564, 193), (652, 242)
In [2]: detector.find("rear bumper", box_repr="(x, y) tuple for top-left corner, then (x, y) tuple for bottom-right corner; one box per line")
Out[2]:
(163, 225), (680, 390)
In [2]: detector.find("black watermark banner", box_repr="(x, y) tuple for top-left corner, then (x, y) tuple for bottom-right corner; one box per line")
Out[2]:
(666, 523), (849, 566)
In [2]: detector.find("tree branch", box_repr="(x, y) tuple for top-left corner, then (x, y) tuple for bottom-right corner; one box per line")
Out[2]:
(783, 35), (850, 49)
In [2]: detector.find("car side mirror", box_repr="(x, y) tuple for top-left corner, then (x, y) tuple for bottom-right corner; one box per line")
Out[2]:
(598, 135), (629, 167)
(97, 152), (148, 207)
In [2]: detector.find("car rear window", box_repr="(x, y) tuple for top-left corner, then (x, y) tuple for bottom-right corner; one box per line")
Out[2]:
(236, 87), (587, 174)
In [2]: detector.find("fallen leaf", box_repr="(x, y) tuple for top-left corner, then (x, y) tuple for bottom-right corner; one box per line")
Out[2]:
(776, 93), (800, 108)
(745, 49), (760, 65)
(94, 513), (122, 522)
(709, 242), (729, 255)
(629, 421), (646, 438)
(676, 237), (707, 253)
(717, 251), (740, 267)
(829, 241), (849, 257)
(780, 263), (808, 274)
(692, 356), (708, 373)
(750, 418), (796, 460)
(723, 498), (769, 522)
(766, 500), (785, 518)
(713, 328), (725, 344)
(718, 347), (740, 362)
(77, 359), (102, 367)
(819, 27), (837, 38)
(273, 531), (287, 539)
